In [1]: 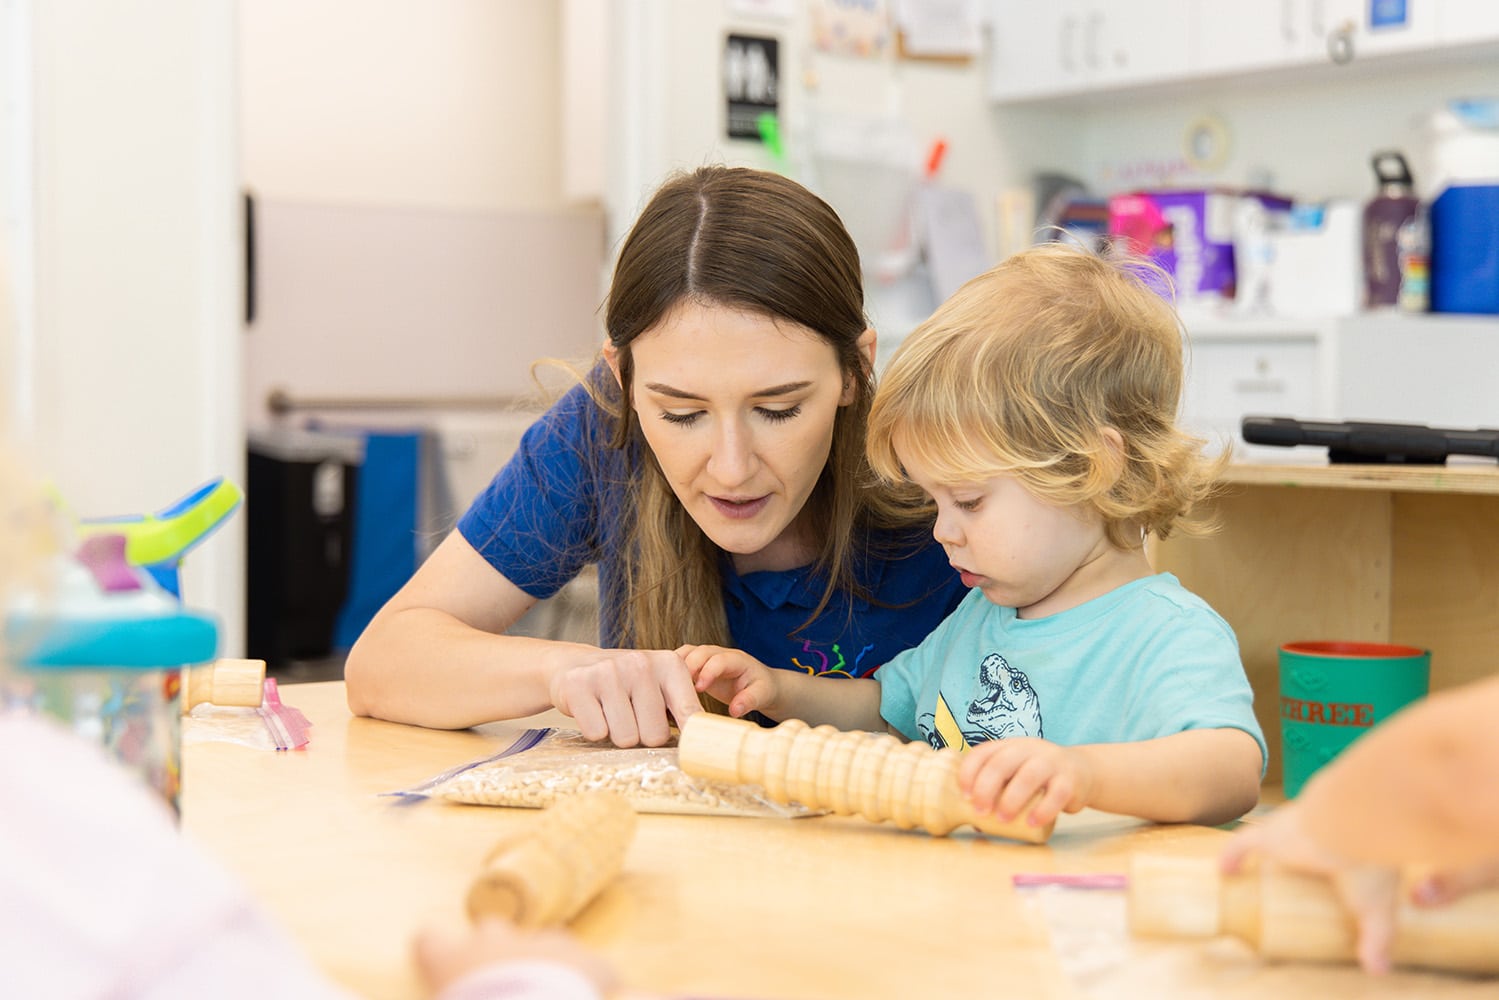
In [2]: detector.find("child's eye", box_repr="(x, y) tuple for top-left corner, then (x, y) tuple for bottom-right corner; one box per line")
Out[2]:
(954, 497), (983, 513)
(659, 410), (702, 426)
(757, 405), (802, 424)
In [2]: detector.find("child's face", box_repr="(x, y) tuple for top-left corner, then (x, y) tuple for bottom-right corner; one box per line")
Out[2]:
(898, 448), (1115, 620)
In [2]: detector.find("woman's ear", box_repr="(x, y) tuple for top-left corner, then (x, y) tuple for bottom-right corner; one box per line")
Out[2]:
(602, 339), (624, 389)
(842, 327), (878, 405)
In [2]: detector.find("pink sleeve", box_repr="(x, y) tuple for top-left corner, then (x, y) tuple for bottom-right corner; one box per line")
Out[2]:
(437, 960), (604, 1000)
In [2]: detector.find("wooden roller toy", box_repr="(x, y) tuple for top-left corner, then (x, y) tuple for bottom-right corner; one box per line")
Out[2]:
(677, 713), (1053, 843)
(466, 790), (638, 928)
(1128, 853), (1499, 974)
(180, 657), (265, 713)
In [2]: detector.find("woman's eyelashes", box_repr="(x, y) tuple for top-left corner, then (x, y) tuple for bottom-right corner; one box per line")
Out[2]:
(656, 404), (803, 427)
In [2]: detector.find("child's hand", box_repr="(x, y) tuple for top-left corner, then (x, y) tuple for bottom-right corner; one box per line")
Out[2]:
(680, 644), (778, 718)
(1413, 857), (1499, 907)
(956, 737), (1094, 829)
(414, 918), (614, 996)
(1221, 804), (1401, 974)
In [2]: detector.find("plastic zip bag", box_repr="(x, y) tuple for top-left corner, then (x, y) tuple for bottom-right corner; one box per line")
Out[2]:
(391, 727), (819, 818)
(182, 678), (310, 751)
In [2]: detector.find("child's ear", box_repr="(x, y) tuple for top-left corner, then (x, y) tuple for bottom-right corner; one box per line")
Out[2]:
(1100, 427), (1127, 485)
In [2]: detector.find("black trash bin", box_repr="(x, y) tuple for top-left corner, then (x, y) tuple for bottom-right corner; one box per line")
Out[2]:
(246, 428), (364, 668)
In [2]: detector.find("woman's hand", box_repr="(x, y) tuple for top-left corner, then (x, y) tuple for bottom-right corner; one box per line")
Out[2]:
(1221, 803), (1403, 974)
(956, 737), (1095, 829)
(680, 644), (779, 719)
(547, 649), (702, 747)
(414, 918), (613, 998)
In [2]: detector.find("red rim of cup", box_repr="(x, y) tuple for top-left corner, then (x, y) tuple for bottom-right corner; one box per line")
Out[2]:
(1280, 640), (1427, 658)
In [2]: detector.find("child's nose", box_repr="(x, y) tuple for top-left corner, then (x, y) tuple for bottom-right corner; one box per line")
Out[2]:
(932, 509), (963, 546)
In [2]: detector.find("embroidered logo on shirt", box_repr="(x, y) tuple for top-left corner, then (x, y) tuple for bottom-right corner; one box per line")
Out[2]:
(789, 639), (877, 678)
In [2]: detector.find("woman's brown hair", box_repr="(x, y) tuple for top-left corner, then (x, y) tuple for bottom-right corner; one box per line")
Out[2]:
(595, 165), (926, 649)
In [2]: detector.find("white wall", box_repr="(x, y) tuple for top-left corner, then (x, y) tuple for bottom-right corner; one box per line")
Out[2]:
(1, 0), (243, 652)
(1069, 58), (1499, 203)
(240, 0), (564, 211)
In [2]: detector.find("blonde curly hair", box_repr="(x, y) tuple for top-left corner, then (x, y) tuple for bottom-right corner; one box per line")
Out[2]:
(867, 243), (1225, 549)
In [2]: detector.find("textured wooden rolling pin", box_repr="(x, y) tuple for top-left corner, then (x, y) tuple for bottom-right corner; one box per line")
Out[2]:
(180, 657), (265, 713)
(467, 791), (638, 928)
(677, 713), (1053, 843)
(1128, 854), (1499, 974)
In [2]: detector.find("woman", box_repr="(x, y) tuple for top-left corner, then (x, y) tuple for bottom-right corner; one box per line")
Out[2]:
(345, 166), (966, 746)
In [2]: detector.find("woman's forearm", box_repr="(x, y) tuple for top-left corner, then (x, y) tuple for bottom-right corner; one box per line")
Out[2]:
(344, 606), (601, 729)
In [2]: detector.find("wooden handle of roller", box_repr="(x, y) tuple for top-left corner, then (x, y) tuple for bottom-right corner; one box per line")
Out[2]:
(180, 658), (266, 713)
(677, 713), (1053, 843)
(1128, 853), (1499, 974)
(466, 791), (638, 928)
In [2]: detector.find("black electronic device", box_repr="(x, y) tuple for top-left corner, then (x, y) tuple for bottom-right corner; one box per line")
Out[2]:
(1241, 416), (1499, 465)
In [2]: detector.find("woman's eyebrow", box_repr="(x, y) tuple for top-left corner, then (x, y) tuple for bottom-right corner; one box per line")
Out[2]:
(642, 380), (813, 400)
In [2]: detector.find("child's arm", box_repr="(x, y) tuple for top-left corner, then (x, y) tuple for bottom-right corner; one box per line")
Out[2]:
(681, 645), (886, 731)
(1273, 675), (1499, 866)
(959, 727), (1262, 828)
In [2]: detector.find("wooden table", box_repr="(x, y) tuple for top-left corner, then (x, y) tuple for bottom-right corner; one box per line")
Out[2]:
(181, 681), (1493, 1000)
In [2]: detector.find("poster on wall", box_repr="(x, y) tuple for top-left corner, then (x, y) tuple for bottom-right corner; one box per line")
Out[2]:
(811, 0), (891, 58)
(724, 34), (780, 140)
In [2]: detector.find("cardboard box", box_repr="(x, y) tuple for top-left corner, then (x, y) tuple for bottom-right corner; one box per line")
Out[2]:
(1109, 189), (1293, 301)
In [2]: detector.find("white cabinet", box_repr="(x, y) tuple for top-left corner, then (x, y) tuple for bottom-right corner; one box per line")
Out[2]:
(1182, 314), (1499, 462)
(1194, 0), (1436, 75)
(993, 0), (1460, 102)
(987, 0), (1193, 101)
(1194, 2), (1331, 74)
(1439, 0), (1499, 44)
(1181, 320), (1336, 461)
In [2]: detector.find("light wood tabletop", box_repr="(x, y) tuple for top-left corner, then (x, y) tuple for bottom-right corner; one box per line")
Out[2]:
(180, 681), (1496, 1000)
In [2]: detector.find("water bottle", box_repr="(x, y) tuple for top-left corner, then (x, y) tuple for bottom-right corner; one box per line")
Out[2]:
(1362, 151), (1421, 308)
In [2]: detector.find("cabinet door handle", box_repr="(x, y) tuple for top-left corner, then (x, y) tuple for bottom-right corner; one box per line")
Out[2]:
(1060, 17), (1076, 72)
(1327, 21), (1355, 64)
(1233, 378), (1287, 393)
(1281, 0), (1297, 43)
(1085, 12), (1102, 69)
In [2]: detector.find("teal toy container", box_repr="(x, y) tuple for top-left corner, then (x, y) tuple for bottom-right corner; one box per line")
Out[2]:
(2, 542), (219, 816)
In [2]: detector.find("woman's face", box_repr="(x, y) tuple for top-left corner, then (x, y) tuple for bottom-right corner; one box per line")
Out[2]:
(607, 300), (873, 575)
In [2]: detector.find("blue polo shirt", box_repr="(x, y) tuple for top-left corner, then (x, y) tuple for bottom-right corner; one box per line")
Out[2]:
(457, 374), (965, 677)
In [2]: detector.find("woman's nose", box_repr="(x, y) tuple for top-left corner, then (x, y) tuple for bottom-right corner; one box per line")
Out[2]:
(706, 418), (756, 486)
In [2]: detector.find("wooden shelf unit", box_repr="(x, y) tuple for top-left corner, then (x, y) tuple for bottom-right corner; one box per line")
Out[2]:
(1151, 462), (1499, 786)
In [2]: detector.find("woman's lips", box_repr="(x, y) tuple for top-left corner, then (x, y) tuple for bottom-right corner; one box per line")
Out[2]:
(708, 495), (771, 520)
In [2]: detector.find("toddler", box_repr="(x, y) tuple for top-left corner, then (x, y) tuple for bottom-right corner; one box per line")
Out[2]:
(687, 244), (1267, 830)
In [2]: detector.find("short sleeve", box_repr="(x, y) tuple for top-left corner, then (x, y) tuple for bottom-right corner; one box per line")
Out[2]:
(876, 591), (979, 741)
(457, 381), (617, 601)
(1121, 606), (1268, 774)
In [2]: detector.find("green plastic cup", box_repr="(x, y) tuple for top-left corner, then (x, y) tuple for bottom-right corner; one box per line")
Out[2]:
(1278, 640), (1430, 798)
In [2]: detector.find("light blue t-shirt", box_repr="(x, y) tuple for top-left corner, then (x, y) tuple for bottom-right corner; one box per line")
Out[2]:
(877, 574), (1267, 771)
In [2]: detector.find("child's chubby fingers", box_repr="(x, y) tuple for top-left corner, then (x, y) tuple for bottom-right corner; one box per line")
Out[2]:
(1015, 769), (1075, 829)
(957, 743), (1025, 816)
(678, 644), (729, 678)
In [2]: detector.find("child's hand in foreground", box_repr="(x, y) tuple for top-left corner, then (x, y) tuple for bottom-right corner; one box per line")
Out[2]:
(1221, 803), (1402, 974)
(414, 918), (614, 998)
(679, 644), (779, 718)
(956, 737), (1095, 828)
